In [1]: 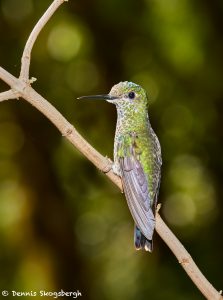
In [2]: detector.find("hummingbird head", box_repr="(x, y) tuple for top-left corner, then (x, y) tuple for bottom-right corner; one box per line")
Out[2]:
(108, 81), (148, 108)
(78, 81), (149, 117)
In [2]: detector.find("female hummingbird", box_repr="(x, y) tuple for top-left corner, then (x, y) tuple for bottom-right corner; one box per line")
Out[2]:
(78, 81), (162, 251)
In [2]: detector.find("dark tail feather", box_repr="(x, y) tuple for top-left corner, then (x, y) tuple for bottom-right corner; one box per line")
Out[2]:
(134, 226), (142, 250)
(134, 225), (153, 252)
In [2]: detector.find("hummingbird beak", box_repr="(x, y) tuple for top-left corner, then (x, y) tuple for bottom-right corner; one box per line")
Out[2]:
(77, 94), (117, 101)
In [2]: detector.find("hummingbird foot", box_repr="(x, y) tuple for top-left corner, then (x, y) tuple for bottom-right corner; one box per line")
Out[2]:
(112, 162), (122, 177)
(156, 203), (162, 214)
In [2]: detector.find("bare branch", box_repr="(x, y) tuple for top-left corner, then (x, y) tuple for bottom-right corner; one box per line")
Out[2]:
(0, 66), (122, 190)
(23, 86), (121, 189)
(0, 1), (222, 300)
(0, 89), (19, 102)
(19, 0), (68, 81)
(0, 66), (20, 87)
(156, 215), (222, 300)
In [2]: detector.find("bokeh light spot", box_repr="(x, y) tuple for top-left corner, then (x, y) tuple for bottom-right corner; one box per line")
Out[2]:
(47, 23), (82, 62)
(0, 181), (26, 230)
(16, 248), (54, 291)
(164, 155), (217, 228)
(149, 0), (205, 73)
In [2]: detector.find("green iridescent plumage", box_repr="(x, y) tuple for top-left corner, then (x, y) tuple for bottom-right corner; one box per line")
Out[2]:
(79, 81), (162, 252)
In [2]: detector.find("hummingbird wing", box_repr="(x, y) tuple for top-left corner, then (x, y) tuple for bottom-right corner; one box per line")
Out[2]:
(148, 126), (162, 210)
(119, 149), (155, 241)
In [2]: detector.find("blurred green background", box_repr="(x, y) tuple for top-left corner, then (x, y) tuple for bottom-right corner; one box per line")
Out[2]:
(0, 0), (223, 299)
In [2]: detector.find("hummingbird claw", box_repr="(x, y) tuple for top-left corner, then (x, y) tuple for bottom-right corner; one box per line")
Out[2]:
(112, 163), (122, 177)
(156, 203), (162, 214)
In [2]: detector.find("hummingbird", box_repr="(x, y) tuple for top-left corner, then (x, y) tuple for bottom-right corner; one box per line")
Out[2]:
(78, 81), (162, 251)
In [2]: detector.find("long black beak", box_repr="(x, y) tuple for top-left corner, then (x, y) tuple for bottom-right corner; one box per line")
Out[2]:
(77, 94), (116, 100)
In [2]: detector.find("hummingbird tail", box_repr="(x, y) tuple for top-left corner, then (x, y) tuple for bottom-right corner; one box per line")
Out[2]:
(134, 226), (153, 252)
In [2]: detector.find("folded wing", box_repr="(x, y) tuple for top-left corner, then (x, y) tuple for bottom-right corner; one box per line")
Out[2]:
(119, 153), (155, 241)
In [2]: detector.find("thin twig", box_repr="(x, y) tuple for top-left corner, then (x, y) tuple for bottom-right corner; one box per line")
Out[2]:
(0, 89), (19, 101)
(0, 1), (222, 299)
(156, 215), (222, 300)
(19, 0), (68, 81)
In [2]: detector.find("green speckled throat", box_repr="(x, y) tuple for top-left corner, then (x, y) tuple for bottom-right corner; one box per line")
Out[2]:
(108, 81), (149, 133)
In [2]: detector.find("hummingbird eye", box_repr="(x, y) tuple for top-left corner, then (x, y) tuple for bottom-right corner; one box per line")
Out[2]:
(128, 91), (135, 99)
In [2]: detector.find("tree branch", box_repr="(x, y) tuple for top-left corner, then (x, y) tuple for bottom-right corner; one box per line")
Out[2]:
(156, 215), (222, 300)
(19, 0), (68, 81)
(0, 1), (222, 299)
(0, 66), (122, 190)
(0, 89), (19, 101)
